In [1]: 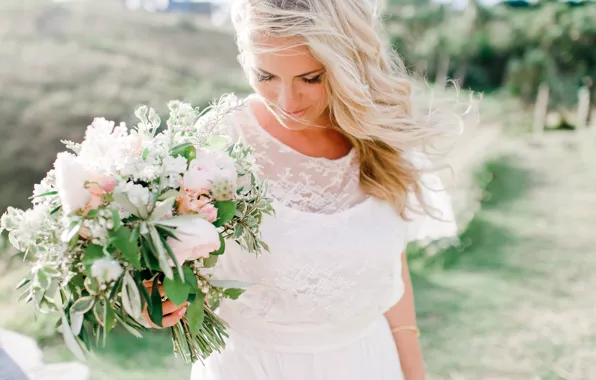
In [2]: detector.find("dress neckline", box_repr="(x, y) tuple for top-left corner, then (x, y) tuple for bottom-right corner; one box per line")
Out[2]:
(244, 94), (356, 165)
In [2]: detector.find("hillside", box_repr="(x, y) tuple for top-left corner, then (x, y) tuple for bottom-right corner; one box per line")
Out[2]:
(0, 0), (248, 211)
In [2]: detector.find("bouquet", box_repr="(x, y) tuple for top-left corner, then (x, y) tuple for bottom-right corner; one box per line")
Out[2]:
(0, 96), (273, 363)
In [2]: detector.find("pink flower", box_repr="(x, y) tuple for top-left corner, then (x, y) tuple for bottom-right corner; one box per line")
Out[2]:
(199, 203), (218, 223)
(86, 174), (117, 196)
(167, 218), (221, 263)
(176, 187), (211, 215)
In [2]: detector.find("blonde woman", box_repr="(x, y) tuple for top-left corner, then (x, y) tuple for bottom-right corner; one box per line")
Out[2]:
(146, 0), (462, 378)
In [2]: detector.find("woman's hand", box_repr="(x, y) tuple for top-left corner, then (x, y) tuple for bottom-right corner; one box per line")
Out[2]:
(141, 280), (189, 329)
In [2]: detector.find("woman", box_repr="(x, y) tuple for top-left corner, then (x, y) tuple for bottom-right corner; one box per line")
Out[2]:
(145, 0), (462, 378)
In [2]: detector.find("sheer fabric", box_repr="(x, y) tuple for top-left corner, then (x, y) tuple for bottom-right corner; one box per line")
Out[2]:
(191, 95), (456, 380)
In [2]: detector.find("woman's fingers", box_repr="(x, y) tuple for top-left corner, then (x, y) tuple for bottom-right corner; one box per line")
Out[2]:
(141, 301), (190, 329)
(161, 306), (188, 328)
(162, 300), (190, 315)
(142, 280), (166, 297)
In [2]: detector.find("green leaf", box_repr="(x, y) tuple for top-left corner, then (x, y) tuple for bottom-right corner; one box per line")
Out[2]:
(171, 143), (196, 162)
(142, 147), (150, 160)
(71, 296), (95, 315)
(114, 313), (143, 338)
(86, 209), (98, 218)
(140, 237), (161, 271)
(185, 292), (205, 335)
(158, 189), (181, 201)
(34, 269), (50, 290)
(111, 209), (122, 231)
(163, 272), (190, 307)
(84, 277), (100, 295)
(148, 277), (163, 327)
(33, 190), (58, 198)
(203, 255), (219, 268)
(205, 135), (231, 150)
(213, 201), (237, 227)
(149, 226), (173, 279)
(110, 227), (141, 269)
(50, 205), (62, 215)
(130, 223), (141, 243)
(211, 234), (225, 256)
(182, 266), (199, 292)
(15, 278), (30, 290)
(104, 193), (115, 202)
(83, 244), (105, 274)
(223, 288), (245, 300)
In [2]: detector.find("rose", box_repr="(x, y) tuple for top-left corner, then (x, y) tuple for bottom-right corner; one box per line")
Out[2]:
(176, 188), (210, 215)
(167, 218), (221, 263)
(91, 259), (123, 283)
(54, 153), (91, 215)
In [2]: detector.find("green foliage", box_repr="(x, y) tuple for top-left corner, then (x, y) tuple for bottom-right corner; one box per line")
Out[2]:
(385, 1), (596, 105)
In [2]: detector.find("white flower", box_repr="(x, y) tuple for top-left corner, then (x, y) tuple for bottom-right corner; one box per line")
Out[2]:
(120, 182), (151, 208)
(54, 153), (90, 214)
(91, 259), (123, 283)
(167, 218), (221, 263)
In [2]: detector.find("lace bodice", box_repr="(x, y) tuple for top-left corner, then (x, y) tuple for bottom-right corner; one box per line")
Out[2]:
(202, 95), (457, 352)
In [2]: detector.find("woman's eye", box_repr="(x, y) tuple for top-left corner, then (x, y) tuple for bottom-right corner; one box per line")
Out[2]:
(303, 75), (322, 84)
(257, 74), (274, 82)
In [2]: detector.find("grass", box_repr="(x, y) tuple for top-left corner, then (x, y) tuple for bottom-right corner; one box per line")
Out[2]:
(410, 131), (596, 379)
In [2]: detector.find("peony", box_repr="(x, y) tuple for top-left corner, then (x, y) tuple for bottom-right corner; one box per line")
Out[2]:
(198, 203), (218, 223)
(54, 153), (91, 215)
(167, 218), (221, 263)
(91, 259), (123, 283)
(182, 149), (238, 198)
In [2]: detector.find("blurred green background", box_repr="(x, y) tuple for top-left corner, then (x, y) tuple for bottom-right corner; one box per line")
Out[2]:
(0, 0), (595, 379)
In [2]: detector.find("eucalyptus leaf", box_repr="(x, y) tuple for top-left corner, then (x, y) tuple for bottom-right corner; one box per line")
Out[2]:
(158, 189), (181, 201)
(61, 311), (86, 362)
(208, 279), (253, 289)
(205, 135), (231, 150)
(70, 312), (84, 336)
(71, 296), (95, 315)
(121, 273), (142, 319)
(112, 193), (140, 216)
(150, 197), (176, 221)
(114, 314), (143, 338)
(149, 226), (173, 279)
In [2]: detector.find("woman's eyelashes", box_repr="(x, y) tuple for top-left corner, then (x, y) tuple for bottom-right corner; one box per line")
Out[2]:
(255, 71), (323, 84)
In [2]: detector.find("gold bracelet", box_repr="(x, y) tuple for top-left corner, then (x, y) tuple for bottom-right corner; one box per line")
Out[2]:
(391, 325), (420, 337)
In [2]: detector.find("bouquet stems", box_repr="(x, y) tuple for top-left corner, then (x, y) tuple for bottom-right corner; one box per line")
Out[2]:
(171, 305), (230, 364)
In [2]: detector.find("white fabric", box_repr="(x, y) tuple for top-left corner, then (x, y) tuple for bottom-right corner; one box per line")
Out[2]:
(191, 95), (457, 380)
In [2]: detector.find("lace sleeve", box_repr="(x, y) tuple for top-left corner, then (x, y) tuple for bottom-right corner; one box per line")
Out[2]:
(404, 150), (458, 245)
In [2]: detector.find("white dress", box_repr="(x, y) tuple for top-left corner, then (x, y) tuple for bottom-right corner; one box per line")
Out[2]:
(191, 97), (457, 380)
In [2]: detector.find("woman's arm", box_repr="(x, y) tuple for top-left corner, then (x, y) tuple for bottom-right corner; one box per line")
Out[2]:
(384, 251), (426, 380)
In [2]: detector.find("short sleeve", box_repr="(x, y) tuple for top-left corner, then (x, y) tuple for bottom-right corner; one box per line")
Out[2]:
(404, 150), (458, 245)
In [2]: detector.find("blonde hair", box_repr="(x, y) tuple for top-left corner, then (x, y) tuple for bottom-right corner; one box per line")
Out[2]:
(231, 0), (468, 217)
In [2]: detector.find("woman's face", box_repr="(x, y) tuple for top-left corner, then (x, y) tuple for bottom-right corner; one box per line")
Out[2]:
(245, 37), (330, 129)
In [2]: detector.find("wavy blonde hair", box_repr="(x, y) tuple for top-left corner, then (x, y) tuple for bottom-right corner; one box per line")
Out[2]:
(231, 0), (468, 218)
